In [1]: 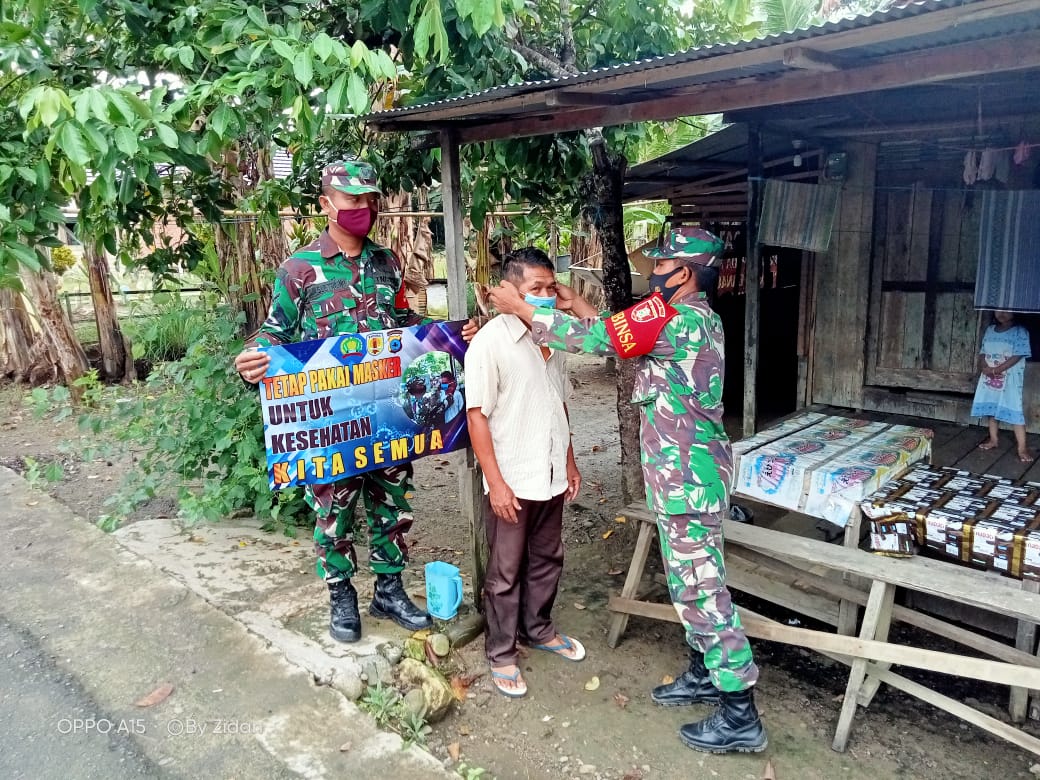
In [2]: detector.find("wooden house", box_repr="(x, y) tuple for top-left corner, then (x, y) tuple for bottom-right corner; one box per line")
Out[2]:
(370, 0), (1040, 437)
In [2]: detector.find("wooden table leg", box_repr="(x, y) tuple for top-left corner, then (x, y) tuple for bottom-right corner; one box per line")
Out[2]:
(832, 579), (896, 752)
(836, 505), (865, 637)
(606, 518), (657, 649)
(1011, 580), (1040, 723)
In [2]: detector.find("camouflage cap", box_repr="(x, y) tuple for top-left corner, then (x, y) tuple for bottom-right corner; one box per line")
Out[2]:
(644, 226), (725, 267)
(321, 160), (382, 195)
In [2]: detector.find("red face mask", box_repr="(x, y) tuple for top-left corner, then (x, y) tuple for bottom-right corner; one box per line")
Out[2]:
(332, 205), (376, 237)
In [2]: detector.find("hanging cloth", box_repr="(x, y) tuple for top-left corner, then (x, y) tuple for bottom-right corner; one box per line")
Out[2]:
(758, 179), (841, 253)
(974, 190), (1040, 313)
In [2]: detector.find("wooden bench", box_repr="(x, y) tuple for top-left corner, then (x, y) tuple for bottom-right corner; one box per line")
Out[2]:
(606, 503), (1040, 756)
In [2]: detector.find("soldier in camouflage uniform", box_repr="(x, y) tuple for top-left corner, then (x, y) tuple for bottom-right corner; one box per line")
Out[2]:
(487, 227), (767, 754)
(234, 160), (434, 643)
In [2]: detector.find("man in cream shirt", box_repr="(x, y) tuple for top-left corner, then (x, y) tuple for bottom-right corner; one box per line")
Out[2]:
(465, 247), (584, 698)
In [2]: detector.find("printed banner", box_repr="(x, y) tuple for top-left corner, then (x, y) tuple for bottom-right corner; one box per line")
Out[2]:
(259, 321), (470, 489)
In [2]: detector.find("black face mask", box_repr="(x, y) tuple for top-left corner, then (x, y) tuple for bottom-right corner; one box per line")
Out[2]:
(648, 266), (687, 301)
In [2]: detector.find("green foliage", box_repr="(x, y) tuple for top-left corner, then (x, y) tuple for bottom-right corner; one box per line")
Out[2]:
(455, 763), (488, 779)
(123, 293), (213, 363)
(40, 305), (312, 530)
(21, 455), (64, 490)
(357, 683), (429, 749)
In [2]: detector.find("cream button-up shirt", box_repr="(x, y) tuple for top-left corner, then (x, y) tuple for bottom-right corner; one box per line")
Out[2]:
(464, 313), (571, 501)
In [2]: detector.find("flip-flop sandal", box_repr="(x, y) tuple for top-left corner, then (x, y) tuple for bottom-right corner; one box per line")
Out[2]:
(530, 634), (586, 662)
(491, 666), (528, 698)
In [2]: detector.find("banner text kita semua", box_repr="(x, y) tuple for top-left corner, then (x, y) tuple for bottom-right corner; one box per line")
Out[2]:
(259, 321), (469, 489)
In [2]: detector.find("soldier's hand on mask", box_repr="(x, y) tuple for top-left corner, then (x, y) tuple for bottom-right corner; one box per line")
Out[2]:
(555, 282), (578, 312)
(235, 347), (270, 385)
(486, 280), (527, 316)
(555, 282), (597, 318)
(488, 479), (522, 523)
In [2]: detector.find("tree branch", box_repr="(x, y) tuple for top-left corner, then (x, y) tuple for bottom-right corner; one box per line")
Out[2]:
(510, 40), (573, 79)
(559, 0), (576, 71)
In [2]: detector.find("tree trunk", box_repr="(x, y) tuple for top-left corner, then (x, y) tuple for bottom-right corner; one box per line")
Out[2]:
(20, 267), (89, 393)
(214, 143), (289, 335)
(586, 137), (643, 506)
(0, 288), (34, 380)
(85, 241), (128, 381)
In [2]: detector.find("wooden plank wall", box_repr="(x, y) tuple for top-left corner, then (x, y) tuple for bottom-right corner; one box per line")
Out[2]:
(811, 141), (877, 408)
(813, 141), (1040, 433)
(865, 186), (981, 393)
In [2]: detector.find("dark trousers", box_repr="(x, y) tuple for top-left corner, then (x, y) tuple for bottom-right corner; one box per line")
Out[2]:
(483, 492), (565, 666)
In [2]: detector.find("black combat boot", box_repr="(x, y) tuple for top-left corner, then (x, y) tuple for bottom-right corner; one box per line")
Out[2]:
(328, 579), (361, 643)
(651, 653), (721, 706)
(369, 573), (433, 631)
(679, 688), (768, 754)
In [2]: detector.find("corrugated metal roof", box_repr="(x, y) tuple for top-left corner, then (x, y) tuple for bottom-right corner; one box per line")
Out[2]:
(370, 0), (1040, 128)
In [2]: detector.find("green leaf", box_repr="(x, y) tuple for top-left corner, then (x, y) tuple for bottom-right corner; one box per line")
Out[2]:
(372, 49), (398, 80)
(0, 204), (10, 223)
(346, 71), (369, 115)
(350, 40), (368, 68)
(38, 205), (64, 223)
(114, 127), (139, 156)
(88, 90), (109, 123)
(292, 52), (313, 86)
(222, 15), (247, 41)
(246, 5), (267, 29)
(313, 32), (334, 62)
(271, 38), (295, 61)
(7, 242), (42, 272)
(79, 122), (109, 156)
(413, 2), (432, 61)
(154, 123), (179, 149)
(57, 123), (90, 167)
(178, 47), (195, 69)
(38, 87), (65, 128)
(327, 73), (348, 112)
(248, 40), (270, 66)
(210, 104), (231, 138)
(74, 91), (93, 123)
(16, 167), (36, 185)
(107, 92), (137, 124)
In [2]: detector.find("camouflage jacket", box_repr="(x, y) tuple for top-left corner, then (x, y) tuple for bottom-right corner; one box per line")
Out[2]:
(250, 231), (424, 347)
(530, 291), (732, 515)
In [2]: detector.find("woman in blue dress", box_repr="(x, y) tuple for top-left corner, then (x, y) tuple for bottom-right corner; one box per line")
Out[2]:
(972, 311), (1033, 462)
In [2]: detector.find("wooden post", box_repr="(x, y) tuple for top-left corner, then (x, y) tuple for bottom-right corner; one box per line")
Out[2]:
(440, 130), (486, 608)
(606, 515), (658, 648)
(1011, 579), (1040, 723)
(743, 125), (763, 437)
(836, 506), (865, 636)
(833, 579), (896, 752)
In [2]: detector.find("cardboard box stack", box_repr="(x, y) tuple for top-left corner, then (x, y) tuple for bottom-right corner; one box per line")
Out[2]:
(861, 465), (1040, 579)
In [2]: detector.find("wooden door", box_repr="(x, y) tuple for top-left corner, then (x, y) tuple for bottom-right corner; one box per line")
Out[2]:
(866, 186), (982, 393)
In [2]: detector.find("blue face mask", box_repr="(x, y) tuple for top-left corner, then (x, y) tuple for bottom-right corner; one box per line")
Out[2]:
(524, 293), (557, 308)
(440, 382), (450, 390)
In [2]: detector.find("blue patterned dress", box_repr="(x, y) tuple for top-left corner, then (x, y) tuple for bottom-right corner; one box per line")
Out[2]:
(971, 324), (1032, 425)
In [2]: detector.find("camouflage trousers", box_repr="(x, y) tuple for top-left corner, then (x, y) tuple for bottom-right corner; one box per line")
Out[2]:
(306, 464), (415, 582)
(655, 510), (759, 692)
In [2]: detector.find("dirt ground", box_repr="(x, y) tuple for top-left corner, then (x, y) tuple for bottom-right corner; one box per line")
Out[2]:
(3, 354), (1040, 780)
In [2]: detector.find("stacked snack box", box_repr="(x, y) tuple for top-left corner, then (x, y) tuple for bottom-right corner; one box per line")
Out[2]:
(862, 465), (1040, 579)
(804, 424), (933, 526)
(735, 415), (894, 521)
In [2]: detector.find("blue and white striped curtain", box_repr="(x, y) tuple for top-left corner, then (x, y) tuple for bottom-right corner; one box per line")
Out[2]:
(975, 190), (1040, 313)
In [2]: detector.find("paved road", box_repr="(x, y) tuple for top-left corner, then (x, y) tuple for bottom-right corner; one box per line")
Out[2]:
(0, 615), (163, 780)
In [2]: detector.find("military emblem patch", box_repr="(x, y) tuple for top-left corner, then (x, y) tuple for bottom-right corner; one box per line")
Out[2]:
(334, 334), (367, 365)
